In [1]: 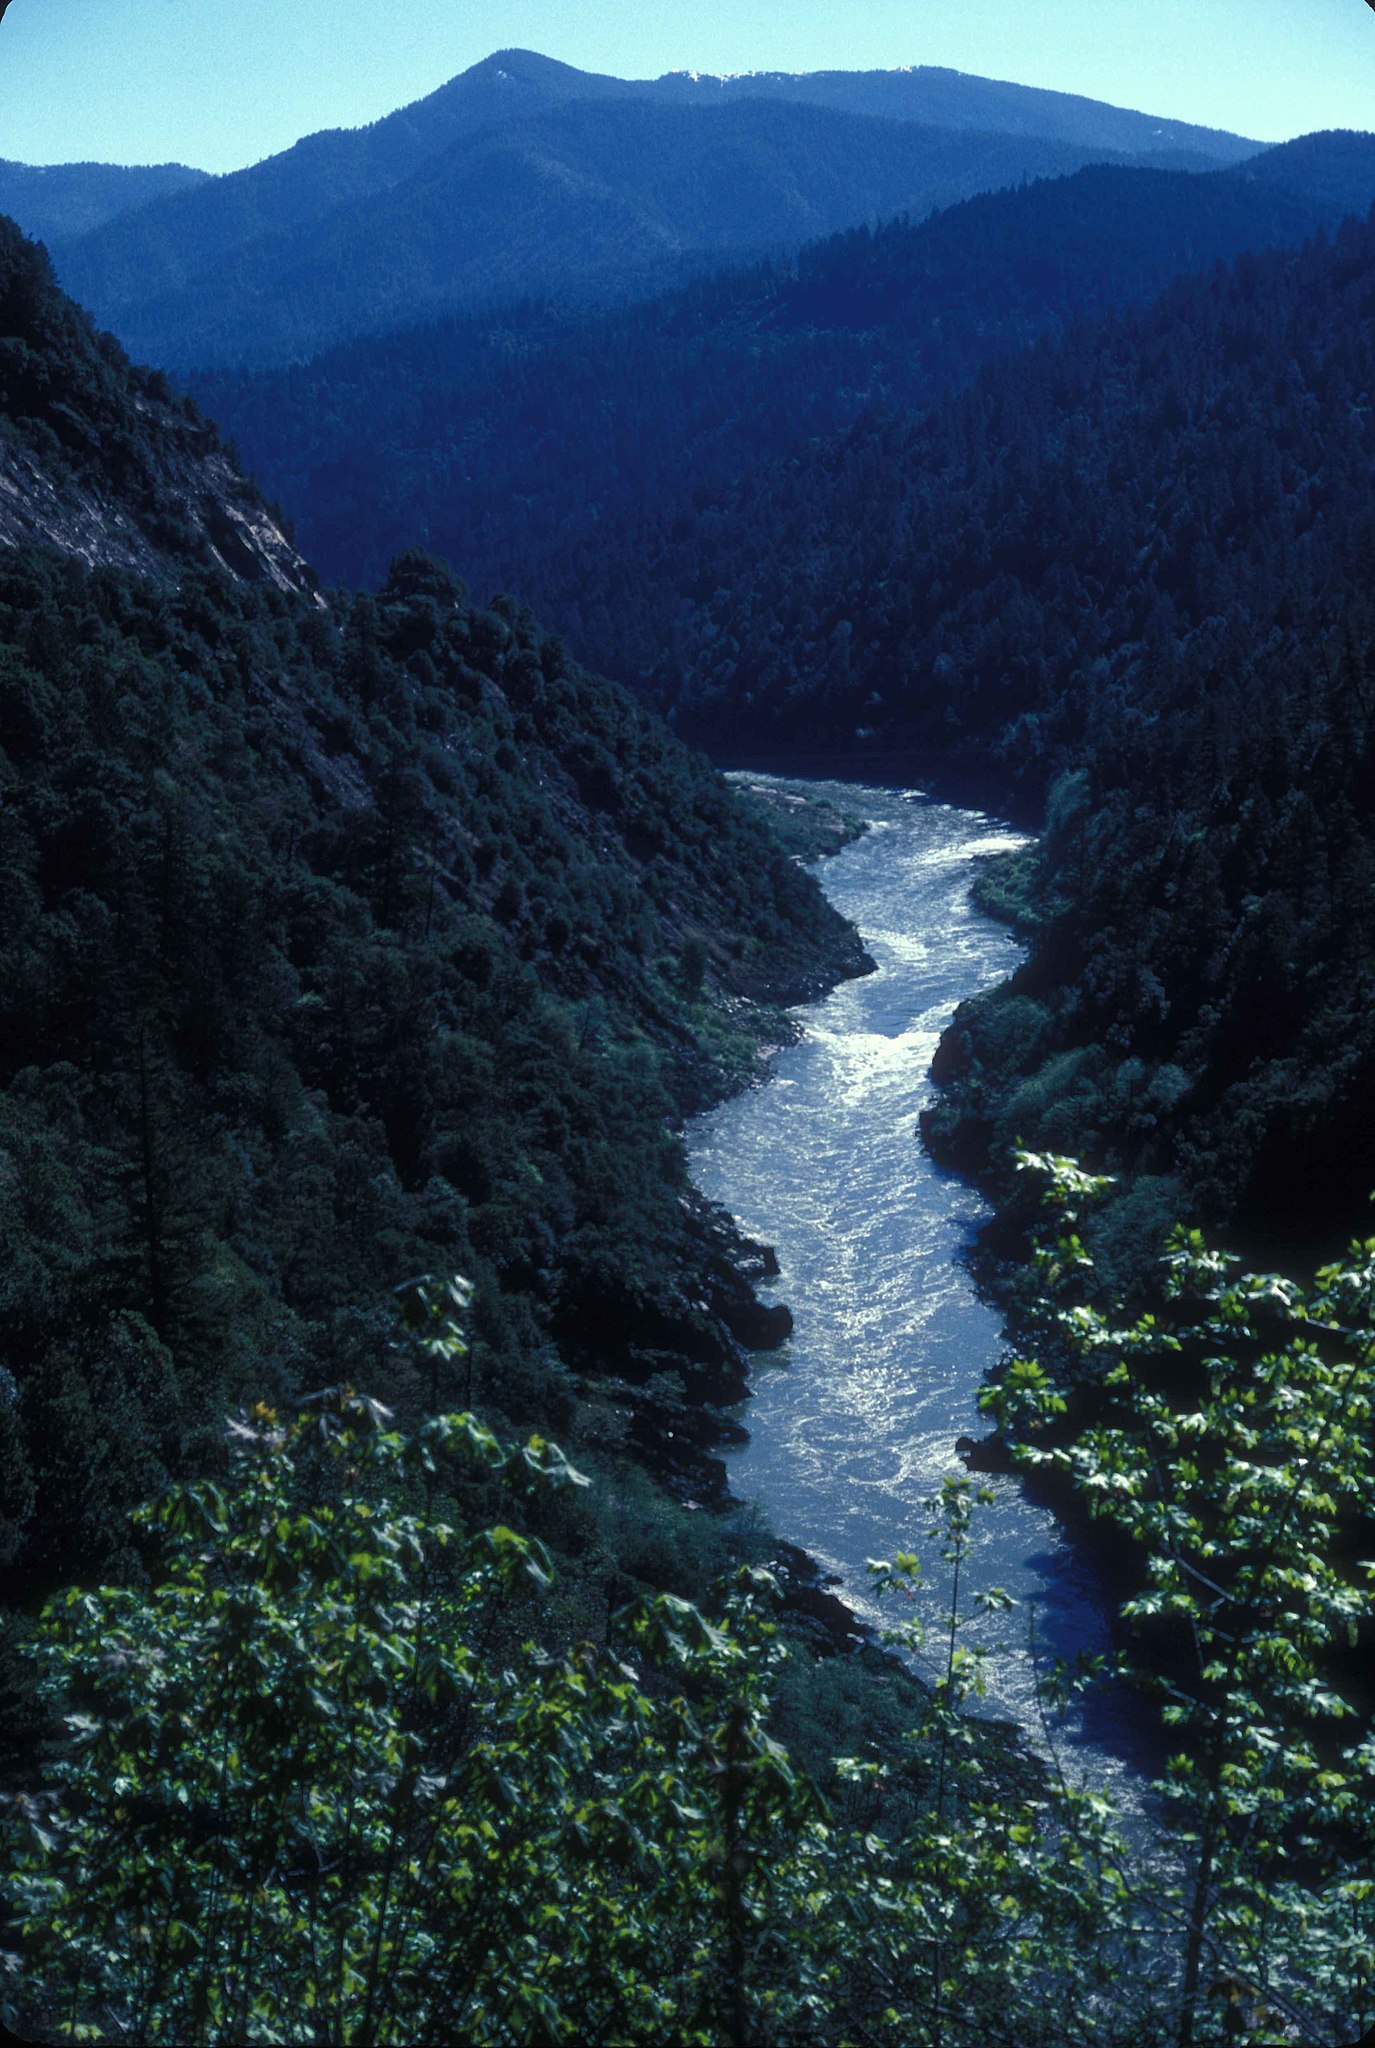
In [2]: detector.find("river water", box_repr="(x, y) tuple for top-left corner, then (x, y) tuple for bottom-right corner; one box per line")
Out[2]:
(689, 778), (1144, 1783)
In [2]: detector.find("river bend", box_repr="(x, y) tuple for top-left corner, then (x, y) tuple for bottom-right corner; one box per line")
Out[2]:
(689, 779), (1141, 1779)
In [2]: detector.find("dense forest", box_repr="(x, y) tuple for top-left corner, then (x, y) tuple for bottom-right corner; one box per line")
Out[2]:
(191, 134), (1375, 1275)
(598, 192), (1375, 1291)
(195, 168), (1375, 2012)
(51, 103), (1153, 374)
(0, 221), (879, 1787)
(217, 170), (1375, 1283)
(8, 35), (1375, 2036)
(687, 206), (1375, 1271)
(196, 135), (1375, 649)
(647, 212), (1375, 774)
(4, 204), (1268, 2048)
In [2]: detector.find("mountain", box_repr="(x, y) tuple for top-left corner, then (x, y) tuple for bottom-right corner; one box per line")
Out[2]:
(0, 206), (864, 1736)
(0, 159), (209, 245)
(0, 218), (311, 593)
(64, 99), (1155, 370)
(47, 52), (629, 323)
(589, 200), (1375, 1258)
(644, 58), (1258, 160)
(45, 48), (1258, 369)
(194, 133), (1375, 651)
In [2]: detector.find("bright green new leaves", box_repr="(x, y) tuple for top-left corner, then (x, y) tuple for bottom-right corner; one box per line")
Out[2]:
(1, 1376), (812, 2045)
(867, 1476), (1145, 2048)
(986, 1152), (1375, 2048)
(2, 1285), (1146, 2047)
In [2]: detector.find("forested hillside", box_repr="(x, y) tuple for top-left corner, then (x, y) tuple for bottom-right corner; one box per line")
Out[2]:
(614, 204), (1375, 1269)
(54, 98), (1162, 370)
(192, 144), (1375, 1284)
(8, 39), (1375, 2026)
(650, 217), (1375, 761)
(0, 159), (208, 246)
(0, 215), (870, 1774)
(0, 199), (1193, 2048)
(197, 136), (1375, 639)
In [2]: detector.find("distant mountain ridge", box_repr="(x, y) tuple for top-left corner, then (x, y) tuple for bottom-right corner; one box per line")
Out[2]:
(0, 159), (209, 246)
(79, 102), (1168, 370)
(641, 57), (1258, 159)
(44, 47), (1262, 369)
(195, 129), (1375, 673)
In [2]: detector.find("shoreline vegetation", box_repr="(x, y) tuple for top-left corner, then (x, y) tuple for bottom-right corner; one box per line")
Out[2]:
(729, 775), (870, 864)
(11, 1195), (1375, 2043)
(0, 232), (1085, 2019)
(4, 57), (1375, 2027)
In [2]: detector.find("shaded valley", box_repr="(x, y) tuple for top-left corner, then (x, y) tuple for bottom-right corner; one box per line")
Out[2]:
(197, 132), (1375, 663)
(0, 217), (870, 1772)
(5, 38), (1375, 2041)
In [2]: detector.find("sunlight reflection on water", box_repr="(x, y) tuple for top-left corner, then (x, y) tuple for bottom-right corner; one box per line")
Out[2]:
(689, 778), (1149, 1794)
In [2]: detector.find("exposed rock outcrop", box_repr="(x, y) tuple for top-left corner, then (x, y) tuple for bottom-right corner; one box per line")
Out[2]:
(0, 214), (316, 596)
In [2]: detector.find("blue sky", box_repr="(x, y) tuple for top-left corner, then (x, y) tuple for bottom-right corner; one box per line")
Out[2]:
(0, 0), (1372, 173)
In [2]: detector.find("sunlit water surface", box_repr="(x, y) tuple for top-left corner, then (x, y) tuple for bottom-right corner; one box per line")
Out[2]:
(689, 780), (1147, 1788)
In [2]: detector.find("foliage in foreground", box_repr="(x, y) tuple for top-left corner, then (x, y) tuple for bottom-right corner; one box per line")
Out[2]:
(1, 1288), (1139, 2048)
(984, 1153), (1375, 2048)
(9, 1205), (1375, 2046)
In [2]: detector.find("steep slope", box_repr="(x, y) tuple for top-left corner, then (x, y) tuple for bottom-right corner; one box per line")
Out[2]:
(652, 204), (1375, 769)
(58, 99), (1155, 370)
(0, 213), (866, 1746)
(204, 161), (1375, 1283)
(573, 204), (1375, 1260)
(49, 50), (633, 318)
(195, 135), (1375, 648)
(0, 159), (208, 245)
(0, 218), (312, 592)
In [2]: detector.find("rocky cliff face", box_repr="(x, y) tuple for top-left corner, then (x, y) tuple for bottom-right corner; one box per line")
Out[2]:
(0, 426), (315, 594)
(0, 213), (314, 594)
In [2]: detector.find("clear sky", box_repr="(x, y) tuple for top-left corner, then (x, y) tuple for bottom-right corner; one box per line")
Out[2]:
(0, 0), (1372, 173)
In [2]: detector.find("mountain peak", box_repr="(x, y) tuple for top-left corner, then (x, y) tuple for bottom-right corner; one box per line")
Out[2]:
(458, 49), (602, 88)
(477, 48), (588, 71)
(45, 51), (1263, 371)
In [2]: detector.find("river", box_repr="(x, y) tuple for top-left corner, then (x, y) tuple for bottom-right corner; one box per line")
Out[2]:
(689, 777), (1146, 1786)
